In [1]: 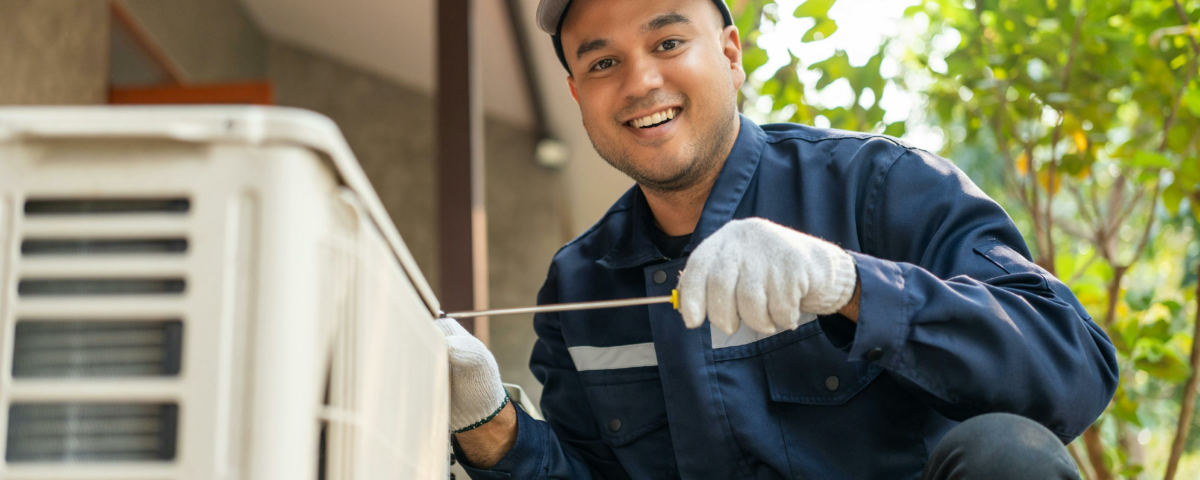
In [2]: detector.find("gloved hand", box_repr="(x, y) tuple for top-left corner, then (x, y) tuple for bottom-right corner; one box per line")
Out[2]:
(434, 318), (509, 433)
(677, 217), (857, 335)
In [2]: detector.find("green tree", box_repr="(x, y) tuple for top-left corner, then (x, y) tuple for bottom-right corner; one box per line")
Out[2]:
(737, 0), (1200, 478)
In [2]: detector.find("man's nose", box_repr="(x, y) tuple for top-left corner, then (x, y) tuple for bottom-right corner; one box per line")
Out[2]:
(618, 55), (665, 100)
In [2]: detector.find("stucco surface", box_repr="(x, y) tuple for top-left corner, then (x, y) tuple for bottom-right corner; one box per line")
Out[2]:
(120, 0), (267, 82)
(0, 0), (109, 105)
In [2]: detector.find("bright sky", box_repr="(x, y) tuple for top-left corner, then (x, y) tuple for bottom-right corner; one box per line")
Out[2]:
(749, 0), (950, 151)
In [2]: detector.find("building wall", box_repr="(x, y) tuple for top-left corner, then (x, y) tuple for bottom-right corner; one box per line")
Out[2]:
(268, 41), (560, 403)
(0, 0), (109, 105)
(119, 0), (267, 82)
(482, 119), (567, 403)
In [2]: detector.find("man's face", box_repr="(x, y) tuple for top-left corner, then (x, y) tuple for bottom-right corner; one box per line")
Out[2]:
(563, 0), (745, 193)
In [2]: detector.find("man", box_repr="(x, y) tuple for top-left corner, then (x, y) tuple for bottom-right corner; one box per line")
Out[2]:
(434, 0), (1118, 477)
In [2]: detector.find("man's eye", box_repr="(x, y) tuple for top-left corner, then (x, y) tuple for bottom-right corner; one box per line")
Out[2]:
(659, 39), (680, 51)
(593, 59), (615, 71)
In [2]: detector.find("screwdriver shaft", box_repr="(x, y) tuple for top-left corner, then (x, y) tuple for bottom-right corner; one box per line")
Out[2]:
(442, 294), (674, 319)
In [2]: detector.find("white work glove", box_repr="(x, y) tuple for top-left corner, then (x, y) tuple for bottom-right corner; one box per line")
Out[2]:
(678, 218), (857, 335)
(434, 318), (509, 433)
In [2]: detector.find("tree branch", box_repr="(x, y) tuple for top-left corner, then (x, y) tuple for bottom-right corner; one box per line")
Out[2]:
(1161, 3), (1199, 478)
(1160, 0), (1200, 156)
(1070, 183), (1098, 231)
(1103, 265), (1128, 327)
(1112, 183), (1147, 230)
(1067, 250), (1100, 286)
(1069, 442), (1094, 480)
(1083, 423), (1114, 480)
(1124, 178), (1160, 268)
(1164, 260), (1200, 480)
(1045, 4), (1087, 274)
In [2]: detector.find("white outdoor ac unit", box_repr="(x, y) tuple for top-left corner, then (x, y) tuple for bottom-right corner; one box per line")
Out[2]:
(0, 106), (450, 480)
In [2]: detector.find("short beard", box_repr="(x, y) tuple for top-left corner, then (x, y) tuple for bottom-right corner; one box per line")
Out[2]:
(586, 93), (737, 195)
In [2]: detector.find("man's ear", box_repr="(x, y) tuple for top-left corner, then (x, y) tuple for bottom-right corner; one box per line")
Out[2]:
(721, 25), (746, 91)
(567, 75), (580, 105)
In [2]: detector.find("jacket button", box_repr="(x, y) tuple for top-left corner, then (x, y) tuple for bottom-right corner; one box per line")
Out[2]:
(866, 348), (884, 362)
(608, 418), (622, 432)
(825, 376), (840, 391)
(652, 270), (667, 284)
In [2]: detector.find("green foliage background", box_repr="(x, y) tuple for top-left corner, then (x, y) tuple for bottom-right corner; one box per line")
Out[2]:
(733, 0), (1200, 478)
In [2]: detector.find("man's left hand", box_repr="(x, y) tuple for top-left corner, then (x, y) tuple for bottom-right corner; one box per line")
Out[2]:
(678, 218), (858, 335)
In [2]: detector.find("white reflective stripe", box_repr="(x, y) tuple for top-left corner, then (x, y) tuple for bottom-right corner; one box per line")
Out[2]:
(568, 342), (658, 371)
(711, 312), (817, 349)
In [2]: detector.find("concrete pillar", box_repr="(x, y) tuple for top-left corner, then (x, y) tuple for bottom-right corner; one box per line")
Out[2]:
(0, 0), (109, 105)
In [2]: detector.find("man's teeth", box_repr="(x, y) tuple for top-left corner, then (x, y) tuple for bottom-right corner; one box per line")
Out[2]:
(630, 108), (679, 128)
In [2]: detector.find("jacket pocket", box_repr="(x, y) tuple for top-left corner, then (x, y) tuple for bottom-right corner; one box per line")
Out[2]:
(763, 329), (882, 405)
(583, 375), (668, 447)
(764, 329), (926, 479)
(581, 369), (678, 479)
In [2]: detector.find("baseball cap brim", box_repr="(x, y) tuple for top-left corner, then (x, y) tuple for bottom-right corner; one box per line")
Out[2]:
(539, 0), (734, 73)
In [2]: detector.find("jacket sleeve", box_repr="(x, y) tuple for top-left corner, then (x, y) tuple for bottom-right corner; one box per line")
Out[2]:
(842, 148), (1118, 442)
(453, 262), (620, 480)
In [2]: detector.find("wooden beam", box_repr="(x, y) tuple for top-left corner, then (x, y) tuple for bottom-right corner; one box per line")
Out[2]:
(108, 0), (186, 86)
(109, 82), (273, 105)
(437, 0), (489, 343)
(502, 0), (550, 140)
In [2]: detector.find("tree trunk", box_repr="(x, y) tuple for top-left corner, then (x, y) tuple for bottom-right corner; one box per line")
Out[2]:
(1163, 262), (1200, 480)
(1103, 266), (1128, 326)
(1083, 423), (1114, 480)
(1118, 421), (1144, 478)
(1069, 442), (1094, 480)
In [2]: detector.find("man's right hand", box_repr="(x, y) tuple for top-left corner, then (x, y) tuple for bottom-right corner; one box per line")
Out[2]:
(434, 318), (517, 468)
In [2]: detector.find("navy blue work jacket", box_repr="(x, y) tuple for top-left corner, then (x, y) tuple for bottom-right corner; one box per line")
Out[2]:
(455, 115), (1118, 479)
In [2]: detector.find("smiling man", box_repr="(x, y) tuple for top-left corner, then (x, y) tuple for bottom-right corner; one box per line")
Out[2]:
(433, 0), (1118, 478)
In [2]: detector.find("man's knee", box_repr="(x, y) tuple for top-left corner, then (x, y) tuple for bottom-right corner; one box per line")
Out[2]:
(921, 413), (1081, 480)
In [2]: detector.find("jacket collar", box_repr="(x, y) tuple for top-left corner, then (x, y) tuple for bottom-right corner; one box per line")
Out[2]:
(597, 114), (767, 269)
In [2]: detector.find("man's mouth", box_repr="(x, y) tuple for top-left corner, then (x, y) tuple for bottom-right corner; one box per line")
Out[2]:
(626, 107), (681, 129)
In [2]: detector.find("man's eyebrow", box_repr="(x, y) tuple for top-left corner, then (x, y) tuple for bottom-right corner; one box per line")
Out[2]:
(576, 38), (610, 60)
(642, 12), (691, 33)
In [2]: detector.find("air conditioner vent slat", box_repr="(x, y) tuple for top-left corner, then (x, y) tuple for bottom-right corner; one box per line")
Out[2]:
(5, 403), (178, 463)
(13, 321), (183, 378)
(17, 279), (186, 296)
(23, 199), (190, 216)
(21, 238), (188, 256)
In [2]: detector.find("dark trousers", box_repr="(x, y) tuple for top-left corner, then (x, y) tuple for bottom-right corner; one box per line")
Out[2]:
(920, 413), (1081, 480)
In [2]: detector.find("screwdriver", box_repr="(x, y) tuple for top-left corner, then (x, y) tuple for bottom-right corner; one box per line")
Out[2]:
(440, 289), (679, 319)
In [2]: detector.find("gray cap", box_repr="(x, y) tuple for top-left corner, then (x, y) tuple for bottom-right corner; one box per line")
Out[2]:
(535, 0), (572, 34)
(537, 0), (734, 73)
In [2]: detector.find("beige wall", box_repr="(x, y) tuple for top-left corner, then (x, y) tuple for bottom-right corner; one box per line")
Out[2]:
(0, 0), (109, 105)
(482, 118), (568, 403)
(119, 0), (267, 82)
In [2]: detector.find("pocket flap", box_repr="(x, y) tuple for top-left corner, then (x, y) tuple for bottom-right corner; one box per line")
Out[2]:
(764, 332), (882, 405)
(584, 379), (668, 447)
(973, 239), (1038, 275)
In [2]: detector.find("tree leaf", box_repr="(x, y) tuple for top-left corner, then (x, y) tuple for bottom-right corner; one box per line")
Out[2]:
(1138, 318), (1171, 341)
(1136, 348), (1192, 383)
(792, 0), (836, 19)
(1185, 88), (1200, 118)
(802, 18), (838, 42)
(1177, 158), (1200, 191)
(743, 48), (769, 76)
(1165, 182), (1185, 216)
(1125, 151), (1173, 169)
(809, 51), (853, 89)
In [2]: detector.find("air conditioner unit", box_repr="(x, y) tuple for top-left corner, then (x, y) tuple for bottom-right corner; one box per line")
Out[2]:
(0, 106), (450, 480)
